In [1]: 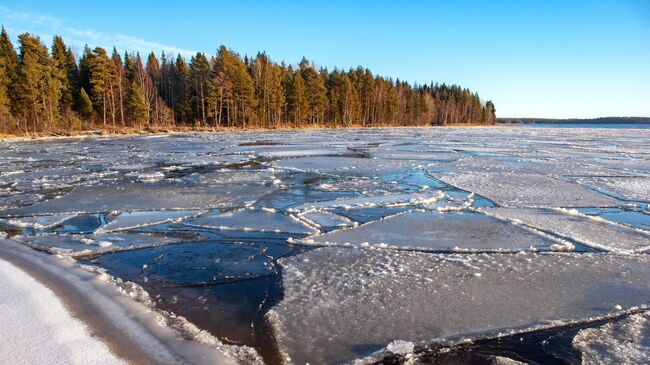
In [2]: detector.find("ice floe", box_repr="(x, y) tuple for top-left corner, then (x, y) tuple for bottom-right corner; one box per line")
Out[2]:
(268, 248), (650, 364)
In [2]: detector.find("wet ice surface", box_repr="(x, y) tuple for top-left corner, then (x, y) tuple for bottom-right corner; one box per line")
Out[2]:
(302, 210), (564, 252)
(1, 126), (649, 364)
(269, 248), (650, 364)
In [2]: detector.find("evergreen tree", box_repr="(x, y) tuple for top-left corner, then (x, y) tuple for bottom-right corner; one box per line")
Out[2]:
(301, 65), (327, 124)
(78, 87), (93, 120)
(126, 81), (148, 127)
(287, 72), (307, 126)
(111, 48), (126, 126)
(0, 27), (18, 131)
(189, 52), (210, 126)
(51, 36), (74, 114)
(16, 33), (61, 132)
(172, 54), (192, 123)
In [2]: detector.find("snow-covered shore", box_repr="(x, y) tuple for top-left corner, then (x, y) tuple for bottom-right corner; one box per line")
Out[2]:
(0, 257), (126, 364)
(0, 238), (238, 365)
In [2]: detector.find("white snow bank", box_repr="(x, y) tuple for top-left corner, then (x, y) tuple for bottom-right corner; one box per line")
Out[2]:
(0, 258), (126, 365)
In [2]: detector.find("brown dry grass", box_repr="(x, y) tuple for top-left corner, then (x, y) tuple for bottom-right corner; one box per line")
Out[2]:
(0, 122), (498, 141)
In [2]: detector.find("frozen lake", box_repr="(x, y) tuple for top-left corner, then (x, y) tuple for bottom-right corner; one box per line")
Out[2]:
(1, 126), (649, 364)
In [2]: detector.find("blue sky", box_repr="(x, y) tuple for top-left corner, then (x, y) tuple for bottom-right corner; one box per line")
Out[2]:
(1, 0), (649, 118)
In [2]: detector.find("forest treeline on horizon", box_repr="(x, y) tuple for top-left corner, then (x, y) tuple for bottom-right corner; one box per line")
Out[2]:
(0, 27), (496, 135)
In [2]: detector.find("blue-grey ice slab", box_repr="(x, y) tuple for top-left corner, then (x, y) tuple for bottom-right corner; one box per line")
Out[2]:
(97, 210), (203, 233)
(575, 176), (650, 203)
(1, 213), (77, 229)
(2, 182), (273, 216)
(437, 172), (621, 208)
(183, 208), (316, 234)
(479, 208), (650, 253)
(302, 210), (562, 252)
(11, 232), (202, 257)
(297, 211), (356, 230)
(268, 248), (650, 364)
(289, 191), (443, 211)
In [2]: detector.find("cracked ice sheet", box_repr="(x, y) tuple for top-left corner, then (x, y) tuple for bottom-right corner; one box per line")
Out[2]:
(479, 208), (650, 253)
(289, 191), (444, 211)
(2, 182), (273, 216)
(572, 311), (650, 365)
(11, 232), (202, 257)
(273, 156), (421, 176)
(576, 176), (650, 203)
(183, 208), (316, 234)
(97, 210), (203, 233)
(298, 211), (356, 230)
(437, 172), (620, 207)
(268, 248), (650, 364)
(1, 213), (77, 230)
(302, 211), (561, 252)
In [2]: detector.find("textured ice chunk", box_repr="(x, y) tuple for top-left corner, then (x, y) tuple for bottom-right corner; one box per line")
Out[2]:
(274, 156), (418, 176)
(2, 213), (77, 229)
(290, 191), (443, 211)
(12, 232), (199, 257)
(573, 311), (650, 365)
(184, 208), (316, 234)
(304, 211), (559, 252)
(3, 182), (272, 216)
(297, 211), (356, 229)
(437, 173), (620, 207)
(576, 176), (650, 202)
(97, 210), (202, 233)
(480, 208), (650, 253)
(268, 248), (650, 364)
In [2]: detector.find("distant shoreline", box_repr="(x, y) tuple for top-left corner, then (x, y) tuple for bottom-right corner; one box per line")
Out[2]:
(497, 117), (650, 125)
(0, 123), (498, 141)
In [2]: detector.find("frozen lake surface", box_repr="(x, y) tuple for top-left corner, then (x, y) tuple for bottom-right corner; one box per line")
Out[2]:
(1, 126), (649, 364)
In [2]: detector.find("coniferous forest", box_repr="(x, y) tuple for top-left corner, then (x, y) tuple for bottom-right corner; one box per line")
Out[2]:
(0, 28), (496, 135)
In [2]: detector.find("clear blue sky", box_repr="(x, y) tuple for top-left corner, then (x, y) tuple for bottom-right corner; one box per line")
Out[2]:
(1, 0), (649, 118)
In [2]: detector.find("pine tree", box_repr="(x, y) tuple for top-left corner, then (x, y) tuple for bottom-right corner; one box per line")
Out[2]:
(111, 48), (126, 126)
(189, 52), (210, 126)
(287, 72), (307, 126)
(172, 54), (192, 123)
(88, 47), (116, 126)
(51, 36), (74, 115)
(16, 33), (61, 132)
(301, 66), (327, 124)
(0, 26), (18, 131)
(126, 81), (148, 127)
(78, 87), (93, 120)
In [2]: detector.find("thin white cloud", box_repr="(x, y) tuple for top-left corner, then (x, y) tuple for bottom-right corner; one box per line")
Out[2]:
(0, 6), (198, 58)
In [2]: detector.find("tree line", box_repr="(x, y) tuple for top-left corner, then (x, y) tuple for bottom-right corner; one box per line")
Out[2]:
(0, 27), (496, 134)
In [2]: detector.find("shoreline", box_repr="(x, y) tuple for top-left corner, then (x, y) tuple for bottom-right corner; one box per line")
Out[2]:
(0, 123), (498, 142)
(0, 238), (240, 365)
